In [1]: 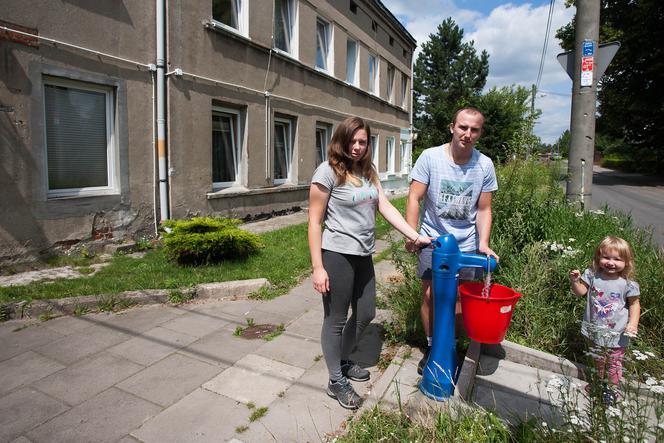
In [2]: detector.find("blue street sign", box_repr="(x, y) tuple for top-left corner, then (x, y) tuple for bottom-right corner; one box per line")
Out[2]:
(583, 40), (594, 56)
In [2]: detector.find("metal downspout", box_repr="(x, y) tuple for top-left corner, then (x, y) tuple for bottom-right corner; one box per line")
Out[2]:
(156, 0), (170, 220)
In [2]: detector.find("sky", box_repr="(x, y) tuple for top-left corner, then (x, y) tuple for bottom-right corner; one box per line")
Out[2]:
(382, 0), (576, 144)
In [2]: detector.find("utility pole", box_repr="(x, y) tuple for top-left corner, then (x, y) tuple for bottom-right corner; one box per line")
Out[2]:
(566, 0), (600, 208)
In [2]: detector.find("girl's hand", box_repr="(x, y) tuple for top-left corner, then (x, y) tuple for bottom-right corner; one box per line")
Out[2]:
(569, 270), (581, 282)
(312, 267), (330, 295)
(624, 324), (638, 337)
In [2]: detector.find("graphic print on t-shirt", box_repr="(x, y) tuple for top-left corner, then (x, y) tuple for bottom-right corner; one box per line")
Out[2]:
(436, 179), (473, 220)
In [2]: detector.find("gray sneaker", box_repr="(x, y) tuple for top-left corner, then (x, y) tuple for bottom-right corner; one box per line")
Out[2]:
(341, 360), (370, 382)
(327, 377), (362, 410)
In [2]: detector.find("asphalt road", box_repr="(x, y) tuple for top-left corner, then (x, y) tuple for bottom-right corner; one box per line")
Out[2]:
(590, 165), (664, 248)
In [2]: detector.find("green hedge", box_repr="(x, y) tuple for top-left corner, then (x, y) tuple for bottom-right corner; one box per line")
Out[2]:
(162, 217), (262, 265)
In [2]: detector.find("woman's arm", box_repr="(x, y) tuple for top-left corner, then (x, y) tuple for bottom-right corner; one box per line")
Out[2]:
(377, 182), (430, 249)
(308, 183), (331, 294)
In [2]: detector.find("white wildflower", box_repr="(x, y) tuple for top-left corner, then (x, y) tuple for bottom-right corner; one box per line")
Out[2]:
(575, 212), (583, 217)
(569, 238), (576, 242)
(646, 377), (657, 386)
(645, 351), (656, 358)
(570, 415), (582, 425)
(649, 385), (664, 395)
(542, 422), (548, 427)
(606, 406), (621, 417)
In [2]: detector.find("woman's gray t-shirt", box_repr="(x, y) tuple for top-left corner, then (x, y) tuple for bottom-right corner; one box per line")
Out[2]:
(311, 162), (378, 256)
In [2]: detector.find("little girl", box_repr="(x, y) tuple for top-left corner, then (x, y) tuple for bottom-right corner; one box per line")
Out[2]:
(570, 236), (641, 389)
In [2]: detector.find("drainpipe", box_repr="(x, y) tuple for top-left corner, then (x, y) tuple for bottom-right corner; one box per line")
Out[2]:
(156, 0), (170, 220)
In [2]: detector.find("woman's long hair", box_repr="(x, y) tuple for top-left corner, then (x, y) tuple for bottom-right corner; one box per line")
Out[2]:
(327, 116), (379, 186)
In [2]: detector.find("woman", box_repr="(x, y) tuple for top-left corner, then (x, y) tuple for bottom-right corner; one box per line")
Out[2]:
(308, 116), (429, 409)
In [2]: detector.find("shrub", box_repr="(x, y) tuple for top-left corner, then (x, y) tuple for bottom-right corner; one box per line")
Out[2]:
(162, 217), (262, 265)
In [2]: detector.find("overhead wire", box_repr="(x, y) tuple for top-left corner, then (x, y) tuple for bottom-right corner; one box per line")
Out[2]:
(536, 0), (556, 91)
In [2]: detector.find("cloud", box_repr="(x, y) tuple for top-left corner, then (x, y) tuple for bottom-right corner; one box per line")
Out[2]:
(381, 1), (576, 143)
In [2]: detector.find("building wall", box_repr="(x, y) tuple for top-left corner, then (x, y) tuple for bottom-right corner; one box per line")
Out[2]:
(0, 0), (416, 261)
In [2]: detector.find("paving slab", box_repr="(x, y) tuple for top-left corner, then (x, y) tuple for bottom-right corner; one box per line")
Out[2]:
(41, 315), (96, 336)
(26, 388), (161, 443)
(0, 388), (69, 442)
(117, 353), (221, 407)
(158, 309), (231, 337)
(0, 351), (65, 396)
(0, 324), (64, 362)
(203, 353), (305, 407)
(131, 388), (248, 443)
(31, 352), (143, 406)
(286, 308), (323, 340)
(107, 326), (198, 366)
(178, 327), (264, 367)
(253, 332), (321, 369)
(33, 325), (132, 365)
(88, 304), (186, 334)
(10, 436), (34, 443)
(252, 281), (320, 318)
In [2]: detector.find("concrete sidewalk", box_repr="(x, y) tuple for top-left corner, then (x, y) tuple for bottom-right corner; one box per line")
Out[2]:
(0, 239), (403, 443)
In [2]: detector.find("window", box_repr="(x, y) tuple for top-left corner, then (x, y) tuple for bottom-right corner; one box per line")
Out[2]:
(387, 64), (395, 103)
(346, 38), (358, 85)
(370, 134), (379, 171)
(316, 18), (332, 72)
(371, 20), (377, 32)
(350, 1), (357, 14)
(389, 36), (394, 46)
(400, 140), (408, 173)
(368, 53), (378, 95)
(274, 0), (297, 56)
(315, 123), (331, 165)
(274, 116), (295, 184)
(401, 73), (408, 108)
(212, 107), (242, 187)
(43, 77), (117, 197)
(386, 136), (395, 174)
(212, 0), (247, 35)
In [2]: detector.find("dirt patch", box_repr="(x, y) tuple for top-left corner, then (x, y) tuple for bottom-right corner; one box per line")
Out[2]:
(239, 323), (280, 339)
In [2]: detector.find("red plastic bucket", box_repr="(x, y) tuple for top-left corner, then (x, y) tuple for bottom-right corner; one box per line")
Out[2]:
(459, 283), (523, 344)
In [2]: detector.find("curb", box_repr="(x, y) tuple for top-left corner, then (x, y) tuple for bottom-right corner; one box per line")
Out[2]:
(1, 278), (269, 320)
(482, 340), (586, 379)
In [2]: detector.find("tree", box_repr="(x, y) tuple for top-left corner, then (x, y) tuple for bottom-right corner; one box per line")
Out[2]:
(556, 0), (664, 172)
(554, 129), (571, 157)
(413, 18), (489, 157)
(468, 85), (537, 161)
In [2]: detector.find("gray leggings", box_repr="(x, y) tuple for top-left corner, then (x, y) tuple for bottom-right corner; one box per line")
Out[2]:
(321, 250), (376, 381)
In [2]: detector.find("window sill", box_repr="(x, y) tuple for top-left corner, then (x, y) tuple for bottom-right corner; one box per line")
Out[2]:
(204, 19), (251, 43)
(207, 183), (309, 200)
(47, 189), (120, 200)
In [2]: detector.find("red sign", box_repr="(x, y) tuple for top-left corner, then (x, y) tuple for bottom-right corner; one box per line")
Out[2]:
(582, 56), (594, 72)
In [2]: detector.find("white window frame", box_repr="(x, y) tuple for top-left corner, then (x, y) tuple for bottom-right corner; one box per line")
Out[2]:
(43, 76), (118, 198)
(346, 38), (359, 86)
(387, 64), (395, 103)
(273, 0), (298, 59)
(315, 122), (331, 165)
(368, 53), (379, 96)
(315, 17), (333, 73)
(370, 134), (379, 172)
(401, 73), (408, 109)
(386, 136), (395, 174)
(399, 139), (409, 173)
(211, 0), (249, 37)
(212, 106), (243, 188)
(273, 116), (295, 184)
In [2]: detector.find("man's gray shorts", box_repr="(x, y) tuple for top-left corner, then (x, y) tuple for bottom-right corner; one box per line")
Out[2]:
(417, 246), (484, 281)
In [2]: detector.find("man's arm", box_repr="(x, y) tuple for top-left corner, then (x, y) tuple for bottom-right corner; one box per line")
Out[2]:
(405, 180), (428, 252)
(476, 191), (499, 260)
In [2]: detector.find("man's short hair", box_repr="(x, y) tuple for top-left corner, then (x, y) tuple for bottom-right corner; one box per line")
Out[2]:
(452, 107), (485, 125)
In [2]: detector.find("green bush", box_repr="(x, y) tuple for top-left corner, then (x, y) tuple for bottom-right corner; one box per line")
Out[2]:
(162, 217), (262, 265)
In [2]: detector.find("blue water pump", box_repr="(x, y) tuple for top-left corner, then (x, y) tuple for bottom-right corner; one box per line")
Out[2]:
(419, 234), (497, 401)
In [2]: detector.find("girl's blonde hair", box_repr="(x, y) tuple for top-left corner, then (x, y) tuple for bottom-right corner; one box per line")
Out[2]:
(592, 236), (635, 279)
(327, 116), (379, 186)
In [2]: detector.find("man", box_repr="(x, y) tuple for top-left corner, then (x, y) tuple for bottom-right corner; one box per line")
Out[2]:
(405, 107), (499, 374)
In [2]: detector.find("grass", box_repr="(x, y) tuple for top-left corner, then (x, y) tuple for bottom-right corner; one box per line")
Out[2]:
(249, 406), (268, 422)
(0, 223), (312, 304)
